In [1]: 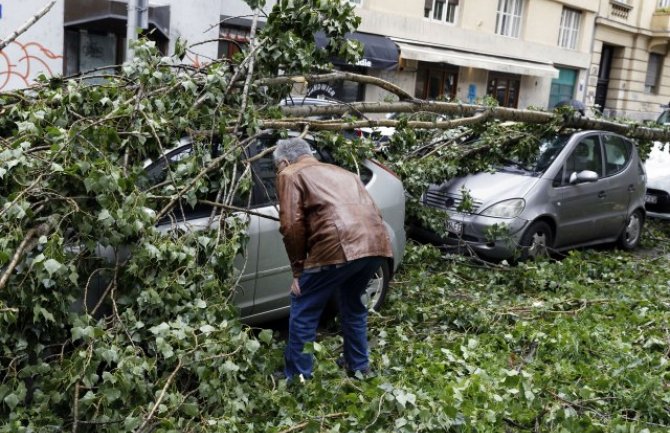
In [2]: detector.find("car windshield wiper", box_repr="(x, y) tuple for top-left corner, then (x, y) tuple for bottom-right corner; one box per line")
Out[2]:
(500, 158), (532, 172)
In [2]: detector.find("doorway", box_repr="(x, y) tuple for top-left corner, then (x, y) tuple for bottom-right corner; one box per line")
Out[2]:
(594, 44), (614, 113)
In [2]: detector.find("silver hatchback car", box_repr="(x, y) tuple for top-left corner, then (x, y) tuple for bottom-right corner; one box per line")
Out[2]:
(417, 130), (646, 260)
(145, 135), (406, 324)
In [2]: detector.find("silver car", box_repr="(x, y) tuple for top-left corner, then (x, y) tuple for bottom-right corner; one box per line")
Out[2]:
(146, 135), (406, 324)
(417, 130), (646, 260)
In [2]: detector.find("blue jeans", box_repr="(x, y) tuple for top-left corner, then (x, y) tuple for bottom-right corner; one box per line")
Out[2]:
(284, 256), (384, 379)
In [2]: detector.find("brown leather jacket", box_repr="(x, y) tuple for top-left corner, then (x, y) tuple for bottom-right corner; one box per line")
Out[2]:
(277, 155), (393, 277)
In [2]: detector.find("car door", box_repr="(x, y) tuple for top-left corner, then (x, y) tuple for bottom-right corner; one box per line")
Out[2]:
(552, 133), (607, 247)
(597, 133), (634, 239)
(247, 137), (293, 317)
(147, 142), (257, 317)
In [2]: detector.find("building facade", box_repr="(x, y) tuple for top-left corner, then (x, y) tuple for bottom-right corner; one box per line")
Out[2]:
(352, 0), (598, 110)
(588, 0), (670, 120)
(1, 0), (669, 120)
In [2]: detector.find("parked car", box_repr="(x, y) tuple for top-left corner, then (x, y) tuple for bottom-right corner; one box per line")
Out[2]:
(142, 131), (406, 324)
(644, 141), (670, 220)
(411, 130), (647, 261)
(644, 110), (670, 219)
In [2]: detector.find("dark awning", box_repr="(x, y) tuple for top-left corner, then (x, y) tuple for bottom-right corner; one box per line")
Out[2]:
(64, 0), (170, 39)
(315, 31), (399, 70)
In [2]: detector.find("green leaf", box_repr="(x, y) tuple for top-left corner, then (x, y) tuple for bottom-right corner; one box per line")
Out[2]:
(43, 258), (63, 276)
(3, 393), (19, 410)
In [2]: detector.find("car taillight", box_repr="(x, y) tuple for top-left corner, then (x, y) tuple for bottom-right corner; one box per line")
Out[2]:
(355, 129), (363, 137)
(370, 159), (400, 180)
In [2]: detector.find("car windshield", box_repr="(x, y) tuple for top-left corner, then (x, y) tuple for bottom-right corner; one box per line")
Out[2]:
(657, 110), (670, 125)
(502, 135), (570, 174)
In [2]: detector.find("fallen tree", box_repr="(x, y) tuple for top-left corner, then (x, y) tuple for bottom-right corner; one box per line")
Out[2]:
(0, 0), (669, 431)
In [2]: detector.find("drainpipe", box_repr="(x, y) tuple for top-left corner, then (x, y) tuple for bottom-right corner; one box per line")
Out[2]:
(125, 0), (139, 61)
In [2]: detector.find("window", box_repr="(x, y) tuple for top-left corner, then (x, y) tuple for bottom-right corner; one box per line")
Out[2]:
(558, 8), (581, 49)
(559, 136), (603, 185)
(424, 0), (459, 24)
(495, 0), (523, 38)
(549, 68), (577, 109)
(645, 53), (664, 94)
(219, 25), (250, 59)
(64, 30), (119, 81)
(660, 0), (670, 8)
(487, 73), (520, 108)
(415, 64), (458, 100)
(602, 134), (632, 176)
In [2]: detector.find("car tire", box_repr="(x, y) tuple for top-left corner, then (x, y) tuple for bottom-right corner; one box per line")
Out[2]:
(618, 209), (644, 250)
(518, 221), (553, 260)
(362, 260), (391, 312)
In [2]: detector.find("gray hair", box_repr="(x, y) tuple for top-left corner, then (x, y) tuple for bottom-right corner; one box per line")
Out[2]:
(273, 137), (312, 164)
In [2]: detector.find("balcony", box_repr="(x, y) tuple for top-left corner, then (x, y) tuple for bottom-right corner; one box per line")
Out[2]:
(609, 0), (632, 21)
(652, 10), (670, 33)
(650, 10), (670, 52)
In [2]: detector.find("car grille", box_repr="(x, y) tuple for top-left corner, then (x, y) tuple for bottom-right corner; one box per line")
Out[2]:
(424, 190), (483, 213)
(646, 188), (670, 214)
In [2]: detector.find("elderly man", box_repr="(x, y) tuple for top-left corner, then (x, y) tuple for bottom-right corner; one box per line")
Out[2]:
(274, 137), (393, 380)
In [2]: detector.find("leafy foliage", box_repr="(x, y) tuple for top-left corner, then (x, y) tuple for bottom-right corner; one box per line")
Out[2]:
(1, 0), (668, 432)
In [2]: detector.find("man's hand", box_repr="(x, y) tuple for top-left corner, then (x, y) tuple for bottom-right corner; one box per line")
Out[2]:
(290, 278), (301, 296)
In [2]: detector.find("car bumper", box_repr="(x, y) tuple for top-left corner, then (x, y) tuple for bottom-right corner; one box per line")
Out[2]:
(645, 187), (670, 220)
(411, 212), (531, 260)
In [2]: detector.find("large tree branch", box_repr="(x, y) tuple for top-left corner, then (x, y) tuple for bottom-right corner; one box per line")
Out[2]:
(0, 1), (56, 52)
(279, 101), (669, 141)
(255, 110), (490, 131)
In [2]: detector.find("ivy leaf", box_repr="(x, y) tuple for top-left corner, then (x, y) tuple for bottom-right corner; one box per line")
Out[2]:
(3, 393), (19, 410)
(43, 259), (63, 276)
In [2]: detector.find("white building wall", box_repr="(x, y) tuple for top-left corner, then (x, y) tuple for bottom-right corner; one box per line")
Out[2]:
(0, 0), (65, 91)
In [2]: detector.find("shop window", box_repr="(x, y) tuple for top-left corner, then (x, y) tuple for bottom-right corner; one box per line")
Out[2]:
(495, 0), (523, 38)
(64, 30), (121, 81)
(549, 68), (577, 108)
(487, 73), (520, 108)
(415, 65), (458, 100)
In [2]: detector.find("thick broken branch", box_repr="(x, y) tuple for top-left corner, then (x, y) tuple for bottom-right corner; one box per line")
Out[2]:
(280, 101), (670, 141)
(0, 1), (56, 52)
(255, 110), (490, 131)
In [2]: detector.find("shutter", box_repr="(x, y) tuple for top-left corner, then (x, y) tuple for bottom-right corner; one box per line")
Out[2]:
(646, 53), (662, 87)
(425, 0), (433, 10)
(448, 0), (459, 5)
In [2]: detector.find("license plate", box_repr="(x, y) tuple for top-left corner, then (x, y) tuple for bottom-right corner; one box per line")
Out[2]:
(645, 194), (658, 204)
(446, 219), (463, 235)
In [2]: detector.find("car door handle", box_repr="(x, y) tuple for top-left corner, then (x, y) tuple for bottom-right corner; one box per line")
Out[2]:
(598, 191), (606, 198)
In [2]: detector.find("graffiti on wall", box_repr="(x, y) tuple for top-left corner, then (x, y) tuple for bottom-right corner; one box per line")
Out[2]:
(0, 40), (63, 90)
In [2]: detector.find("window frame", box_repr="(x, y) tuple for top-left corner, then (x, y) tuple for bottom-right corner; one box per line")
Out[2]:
(495, 0), (524, 38)
(424, 0), (459, 24)
(645, 52), (664, 95)
(558, 7), (581, 50)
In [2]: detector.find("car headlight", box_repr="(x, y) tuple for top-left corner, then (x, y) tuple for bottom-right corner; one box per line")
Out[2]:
(480, 198), (525, 218)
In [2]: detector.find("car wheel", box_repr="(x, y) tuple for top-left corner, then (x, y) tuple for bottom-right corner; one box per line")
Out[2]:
(518, 221), (553, 260)
(618, 210), (643, 250)
(361, 260), (391, 312)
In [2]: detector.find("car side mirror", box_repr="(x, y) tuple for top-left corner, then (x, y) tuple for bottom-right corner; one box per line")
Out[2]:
(569, 170), (599, 184)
